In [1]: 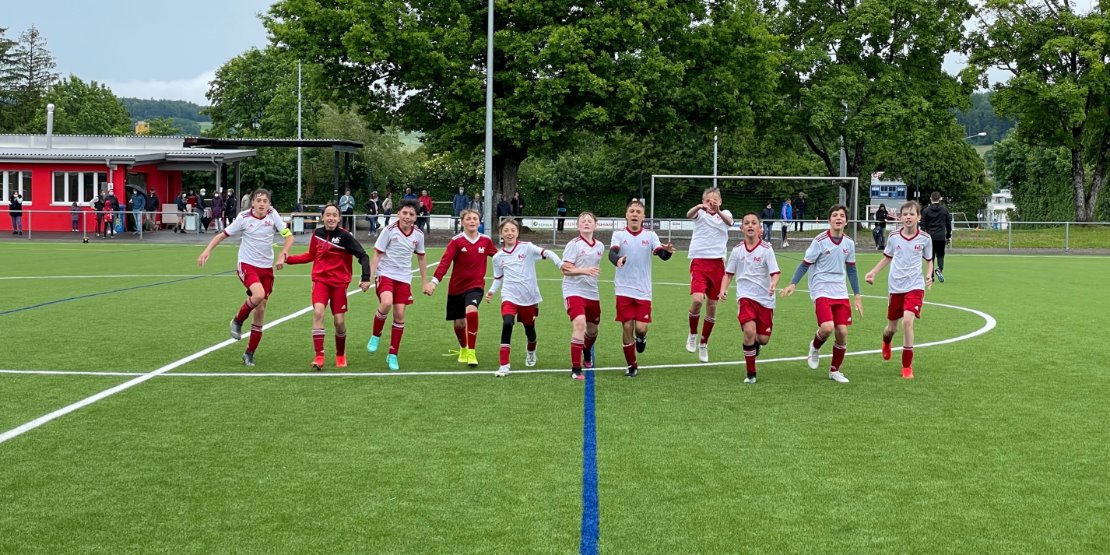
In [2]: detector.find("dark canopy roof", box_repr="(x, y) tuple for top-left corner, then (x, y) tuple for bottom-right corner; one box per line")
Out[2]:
(183, 137), (362, 153)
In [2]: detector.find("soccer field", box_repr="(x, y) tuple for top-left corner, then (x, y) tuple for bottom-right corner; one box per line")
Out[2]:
(1, 241), (1107, 553)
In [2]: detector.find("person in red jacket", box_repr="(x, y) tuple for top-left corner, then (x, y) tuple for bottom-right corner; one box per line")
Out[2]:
(284, 203), (372, 370)
(424, 209), (496, 366)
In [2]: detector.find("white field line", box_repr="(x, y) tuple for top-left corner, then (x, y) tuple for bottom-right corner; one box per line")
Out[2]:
(0, 262), (438, 446)
(0, 274), (309, 280)
(0, 294), (995, 380)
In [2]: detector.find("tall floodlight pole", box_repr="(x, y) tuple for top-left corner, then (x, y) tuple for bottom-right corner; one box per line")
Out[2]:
(482, 0), (494, 227)
(712, 127), (718, 189)
(297, 61), (303, 205)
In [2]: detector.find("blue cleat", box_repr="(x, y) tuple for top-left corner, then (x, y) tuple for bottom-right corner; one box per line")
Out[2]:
(386, 353), (399, 371)
(367, 335), (380, 353)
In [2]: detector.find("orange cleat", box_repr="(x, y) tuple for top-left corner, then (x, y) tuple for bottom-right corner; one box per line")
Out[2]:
(335, 355), (347, 368)
(901, 367), (914, 379)
(312, 354), (325, 371)
(881, 342), (892, 361)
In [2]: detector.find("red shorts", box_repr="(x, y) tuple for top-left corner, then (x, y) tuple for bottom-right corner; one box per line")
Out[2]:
(888, 289), (925, 320)
(564, 295), (601, 324)
(312, 282), (349, 314)
(376, 276), (414, 305)
(614, 295), (652, 323)
(501, 301), (539, 326)
(238, 262), (274, 298)
(689, 258), (725, 298)
(815, 297), (853, 327)
(738, 298), (774, 337)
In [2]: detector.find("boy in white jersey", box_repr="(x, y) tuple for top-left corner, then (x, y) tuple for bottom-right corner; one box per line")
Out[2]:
(562, 212), (604, 381)
(609, 200), (675, 377)
(865, 200), (934, 379)
(366, 200), (429, 371)
(197, 188), (295, 366)
(719, 212), (780, 384)
(486, 219), (566, 377)
(781, 204), (864, 383)
(685, 187), (734, 363)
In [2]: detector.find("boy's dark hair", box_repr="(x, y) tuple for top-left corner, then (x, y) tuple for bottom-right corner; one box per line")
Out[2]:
(900, 200), (922, 214)
(322, 202), (341, 214)
(627, 199), (645, 209)
(828, 204), (848, 218)
(398, 199), (421, 213)
(743, 211), (761, 222)
(499, 218), (520, 232)
(930, 191), (942, 203)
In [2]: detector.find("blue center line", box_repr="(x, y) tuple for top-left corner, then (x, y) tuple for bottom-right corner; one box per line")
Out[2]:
(0, 272), (231, 316)
(580, 370), (600, 555)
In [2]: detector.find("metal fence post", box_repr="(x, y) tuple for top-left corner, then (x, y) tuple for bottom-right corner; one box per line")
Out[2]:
(1065, 222), (1070, 252)
(1008, 223), (1012, 252)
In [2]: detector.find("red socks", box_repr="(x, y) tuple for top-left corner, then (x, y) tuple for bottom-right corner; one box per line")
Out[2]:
(812, 332), (828, 350)
(312, 328), (324, 355)
(453, 325), (466, 348)
(571, 338), (584, 368)
(499, 345), (510, 365)
(247, 324), (263, 353)
(622, 342), (636, 367)
(902, 347), (914, 368)
(700, 317), (715, 344)
(743, 344), (758, 375)
(389, 323), (405, 354)
(830, 343), (846, 372)
(466, 311), (479, 350)
(372, 310), (387, 338)
(335, 331), (346, 357)
(688, 312), (699, 335)
(235, 299), (257, 324)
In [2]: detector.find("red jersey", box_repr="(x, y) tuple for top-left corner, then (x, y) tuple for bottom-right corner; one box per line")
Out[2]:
(433, 232), (496, 294)
(286, 226), (371, 288)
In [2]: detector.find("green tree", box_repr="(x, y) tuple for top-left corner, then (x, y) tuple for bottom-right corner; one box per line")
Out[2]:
(144, 116), (182, 136)
(968, 1), (1109, 222)
(8, 25), (57, 132)
(29, 75), (130, 135)
(0, 27), (18, 131)
(205, 47), (322, 138)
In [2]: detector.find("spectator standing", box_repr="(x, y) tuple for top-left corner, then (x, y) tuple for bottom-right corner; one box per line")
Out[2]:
(556, 193), (568, 231)
(403, 186), (417, 201)
(496, 196), (512, 225)
(920, 191), (952, 283)
(130, 189), (146, 234)
(96, 194), (108, 236)
(71, 201), (81, 232)
(105, 190), (120, 234)
(452, 186), (469, 233)
(381, 191), (394, 226)
(211, 190), (225, 232)
(196, 189), (209, 233)
(511, 191), (525, 225)
(339, 188), (356, 231)
(364, 191), (381, 236)
(780, 198), (793, 248)
(418, 189), (433, 233)
(240, 191), (251, 218)
(873, 203), (891, 250)
(759, 201), (775, 242)
(794, 192), (807, 231)
(174, 192), (187, 233)
(8, 192), (23, 235)
(224, 190), (237, 226)
(146, 190), (160, 231)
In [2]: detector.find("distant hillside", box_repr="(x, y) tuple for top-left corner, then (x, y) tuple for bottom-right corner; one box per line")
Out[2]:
(121, 98), (211, 135)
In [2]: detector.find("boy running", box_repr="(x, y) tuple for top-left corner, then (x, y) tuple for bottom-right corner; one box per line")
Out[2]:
(562, 212), (604, 380)
(609, 200), (675, 377)
(284, 203), (372, 371)
(780, 204), (864, 383)
(865, 200), (934, 379)
(366, 200), (430, 371)
(425, 209), (496, 367)
(719, 212), (780, 384)
(197, 188), (295, 366)
(685, 187), (733, 363)
(485, 218), (566, 377)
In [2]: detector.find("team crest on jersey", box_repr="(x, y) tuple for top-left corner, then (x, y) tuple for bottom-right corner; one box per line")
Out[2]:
(753, 256), (762, 263)
(517, 253), (526, 260)
(842, 247), (849, 254)
(914, 245), (923, 251)
(478, 247), (486, 253)
(331, 237), (341, 244)
(412, 240), (419, 248)
(641, 239), (649, 246)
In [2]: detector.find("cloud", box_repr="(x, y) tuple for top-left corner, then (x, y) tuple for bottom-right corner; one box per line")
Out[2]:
(101, 70), (216, 106)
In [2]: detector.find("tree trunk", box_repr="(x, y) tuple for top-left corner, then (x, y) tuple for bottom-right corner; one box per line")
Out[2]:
(1071, 148), (1090, 222)
(493, 154), (522, 207)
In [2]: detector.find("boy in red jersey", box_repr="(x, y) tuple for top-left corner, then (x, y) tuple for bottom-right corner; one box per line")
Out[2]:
(284, 203), (372, 370)
(197, 188), (295, 366)
(366, 200), (429, 371)
(562, 212), (604, 380)
(719, 212), (780, 384)
(685, 187), (733, 363)
(425, 209), (496, 367)
(865, 200), (934, 379)
(609, 200), (674, 377)
(486, 218), (566, 377)
(780, 204), (864, 383)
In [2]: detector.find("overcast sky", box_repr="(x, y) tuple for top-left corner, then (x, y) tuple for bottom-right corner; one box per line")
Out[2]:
(3, 0), (273, 105)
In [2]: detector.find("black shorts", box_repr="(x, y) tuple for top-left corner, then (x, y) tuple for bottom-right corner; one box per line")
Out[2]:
(446, 287), (484, 320)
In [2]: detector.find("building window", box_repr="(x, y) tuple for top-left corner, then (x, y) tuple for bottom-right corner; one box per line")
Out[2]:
(2, 170), (33, 204)
(52, 171), (107, 205)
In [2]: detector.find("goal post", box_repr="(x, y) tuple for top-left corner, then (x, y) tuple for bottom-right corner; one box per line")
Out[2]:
(649, 174), (861, 242)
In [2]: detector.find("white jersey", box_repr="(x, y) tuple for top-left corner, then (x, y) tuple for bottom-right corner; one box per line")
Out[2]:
(611, 227), (663, 301)
(687, 209), (732, 260)
(222, 208), (287, 268)
(884, 229), (933, 293)
(561, 235), (605, 301)
(725, 240), (781, 308)
(374, 222), (425, 283)
(801, 231), (857, 301)
(489, 241), (563, 306)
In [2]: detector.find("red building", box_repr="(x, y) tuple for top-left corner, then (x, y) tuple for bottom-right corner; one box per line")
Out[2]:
(0, 134), (255, 233)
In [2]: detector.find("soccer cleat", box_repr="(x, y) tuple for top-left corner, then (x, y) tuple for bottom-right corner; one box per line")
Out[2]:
(312, 354), (325, 371)
(625, 365), (638, 378)
(807, 342), (820, 369)
(367, 335), (380, 353)
(386, 353), (400, 371)
(881, 342), (892, 361)
(698, 343), (709, 363)
(744, 375), (757, 384)
(457, 348), (469, 363)
(495, 364), (511, 377)
(525, 350), (537, 367)
(583, 345), (594, 369)
(335, 355), (348, 368)
(466, 349), (478, 367)
(571, 369), (584, 381)
(229, 319), (242, 340)
(902, 367), (914, 379)
(242, 352), (255, 367)
(686, 333), (698, 353)
(935, 269), (945, 283)
(829, 371), (850, 383)
(635, 335), (647, 354)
